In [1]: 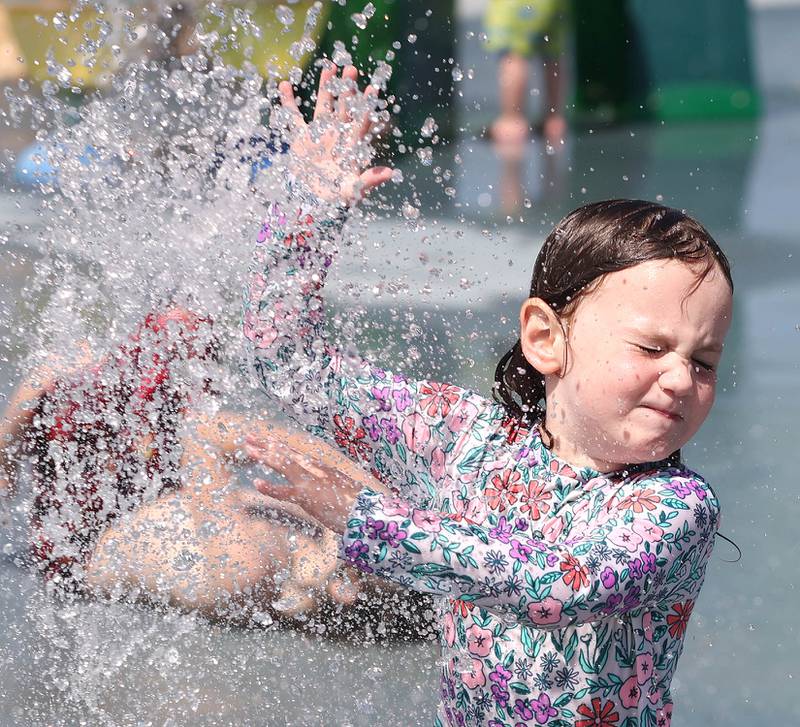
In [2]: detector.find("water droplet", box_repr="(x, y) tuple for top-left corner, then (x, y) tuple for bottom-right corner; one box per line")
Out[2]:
(351, 13), (368, 29)
(275, 5), (295, 27)
(451, 65), (463, 82)
(52, 12), (68, 31)
(420, 117), (437, 138)
(407, 33), (417, 44)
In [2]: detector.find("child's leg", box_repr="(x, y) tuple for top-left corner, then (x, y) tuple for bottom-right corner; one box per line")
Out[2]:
(492, 53), (532, 143)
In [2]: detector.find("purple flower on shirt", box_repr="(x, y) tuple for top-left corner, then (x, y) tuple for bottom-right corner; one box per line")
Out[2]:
(515, 518), (528, 532)
(363, 414), (381, 441)
(510, 539), (534, 563)
(489, 664), (512, 688)
(491, 684), (510, 708)
(344, 539), (368, 562)
(378, 521), (407, 548)
(392, 387), (412, 411)
(380, 417), (401, 444)
(531, 692), (558, 724)
(546, 553), (559, 567)
(514, 698), (535, 721)
(601, 566), (617, 589)
(666, 479), (692, 498)
(371, 385), (391, 411)
(628, 558), (643, 580)
(641, 551), (657, 574)
(623, 585), (641, 612)
(364, 517), (386, 540)
(489, 516), (513, 544)
(688, 479), (707, 501)
(601, 593), (624, 615)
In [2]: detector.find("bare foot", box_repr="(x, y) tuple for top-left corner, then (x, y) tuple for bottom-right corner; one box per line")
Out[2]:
(490, 114), (531, 144)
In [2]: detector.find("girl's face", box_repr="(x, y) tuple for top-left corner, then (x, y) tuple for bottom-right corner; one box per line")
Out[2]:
(545, 259), (733, 472)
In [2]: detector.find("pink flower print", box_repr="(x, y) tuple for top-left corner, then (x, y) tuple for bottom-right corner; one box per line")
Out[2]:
(531, 692), (558, 724)
(379, 417), (400, 444)
(449, 400), (478, 433)
(443, 612), (456, 646)
(647, 686), (662, 705)
(431, 447), (447, 481)
(392, 386), (412, 411)
(461, 658), (486, 690)
(464, 497), (488, 525)
(620, 675), (642, 709)
(601, 566), (617, 589)
(632, 519), (665, 542)
(540, 516), (564, 544)
(382, 498), (410, 518)
(489, 516), (513, 544)
(527, 596), (564, 626)
(363, 414), (382, 441)
(510, 539), (533, 562)
(242, 309), (279, 349)
(412, 509), (443, 533)
(656, 704), (672, 727)
(402, 412), (431, 454)
(370, 366), (387, 380)
(636, 652), (654, 685)
(419, 382), (460, 418)
(465, 624), (494, 657)
(608, 527), (643, 552)
(371, 385), (392, 412)
(518, 478), (553, 520)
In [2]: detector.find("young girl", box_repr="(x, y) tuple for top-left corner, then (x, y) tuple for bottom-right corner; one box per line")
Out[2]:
(243, 64), (732, 726)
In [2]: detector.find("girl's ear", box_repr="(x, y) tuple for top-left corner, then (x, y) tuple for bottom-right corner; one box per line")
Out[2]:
(519, 298), (566, 376)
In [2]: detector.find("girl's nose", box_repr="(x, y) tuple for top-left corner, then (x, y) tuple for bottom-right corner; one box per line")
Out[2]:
(657, 355), (694, 395)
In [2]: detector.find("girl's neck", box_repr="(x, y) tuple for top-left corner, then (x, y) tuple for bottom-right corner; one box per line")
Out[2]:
(540, 420), (625, 474)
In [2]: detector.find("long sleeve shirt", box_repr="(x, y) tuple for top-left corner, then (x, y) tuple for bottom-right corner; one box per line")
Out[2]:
(242, 188), (720, 727)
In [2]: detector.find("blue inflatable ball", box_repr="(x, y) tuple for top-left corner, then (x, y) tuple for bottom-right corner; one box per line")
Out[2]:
(14, 143), (57, 187)
(14, 143), (105, 190)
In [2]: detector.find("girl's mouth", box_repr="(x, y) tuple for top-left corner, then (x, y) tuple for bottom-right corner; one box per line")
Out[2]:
(642, 405), (683, 421)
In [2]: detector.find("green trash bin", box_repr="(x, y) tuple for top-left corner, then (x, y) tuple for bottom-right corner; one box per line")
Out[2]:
(573, 0), (759, 122)
(316, 0), (456, 145)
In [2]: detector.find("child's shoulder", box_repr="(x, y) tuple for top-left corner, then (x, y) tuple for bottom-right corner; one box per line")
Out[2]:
(615, 462), (721, 518)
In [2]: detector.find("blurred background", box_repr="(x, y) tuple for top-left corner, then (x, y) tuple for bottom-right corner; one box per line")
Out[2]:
(0, 0), (798, 724)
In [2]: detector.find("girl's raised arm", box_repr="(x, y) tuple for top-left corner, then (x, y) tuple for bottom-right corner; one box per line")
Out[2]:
(340, 469), (720, 631)
(244, 65), (491, 500)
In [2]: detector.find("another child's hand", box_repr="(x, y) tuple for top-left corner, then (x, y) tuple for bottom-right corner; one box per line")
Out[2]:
(245, 432), (375, 534)
(277, 63), (393, 204)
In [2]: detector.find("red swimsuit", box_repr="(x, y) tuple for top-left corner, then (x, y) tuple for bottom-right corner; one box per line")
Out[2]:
(28, 307), (216, 592)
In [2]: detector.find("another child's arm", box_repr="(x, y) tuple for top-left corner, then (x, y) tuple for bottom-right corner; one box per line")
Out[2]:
(0, 369), (56, 495)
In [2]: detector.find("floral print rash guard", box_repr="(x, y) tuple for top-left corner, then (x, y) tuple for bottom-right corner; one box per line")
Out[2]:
(242, 189), (721, 727)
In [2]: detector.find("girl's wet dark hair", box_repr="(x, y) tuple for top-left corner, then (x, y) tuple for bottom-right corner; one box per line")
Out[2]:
(493, 198), (733, 422)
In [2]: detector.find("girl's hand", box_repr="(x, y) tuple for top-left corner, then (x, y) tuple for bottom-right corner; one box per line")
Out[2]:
(244, 431), (385, 534)
(276, 63), (393, 204)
